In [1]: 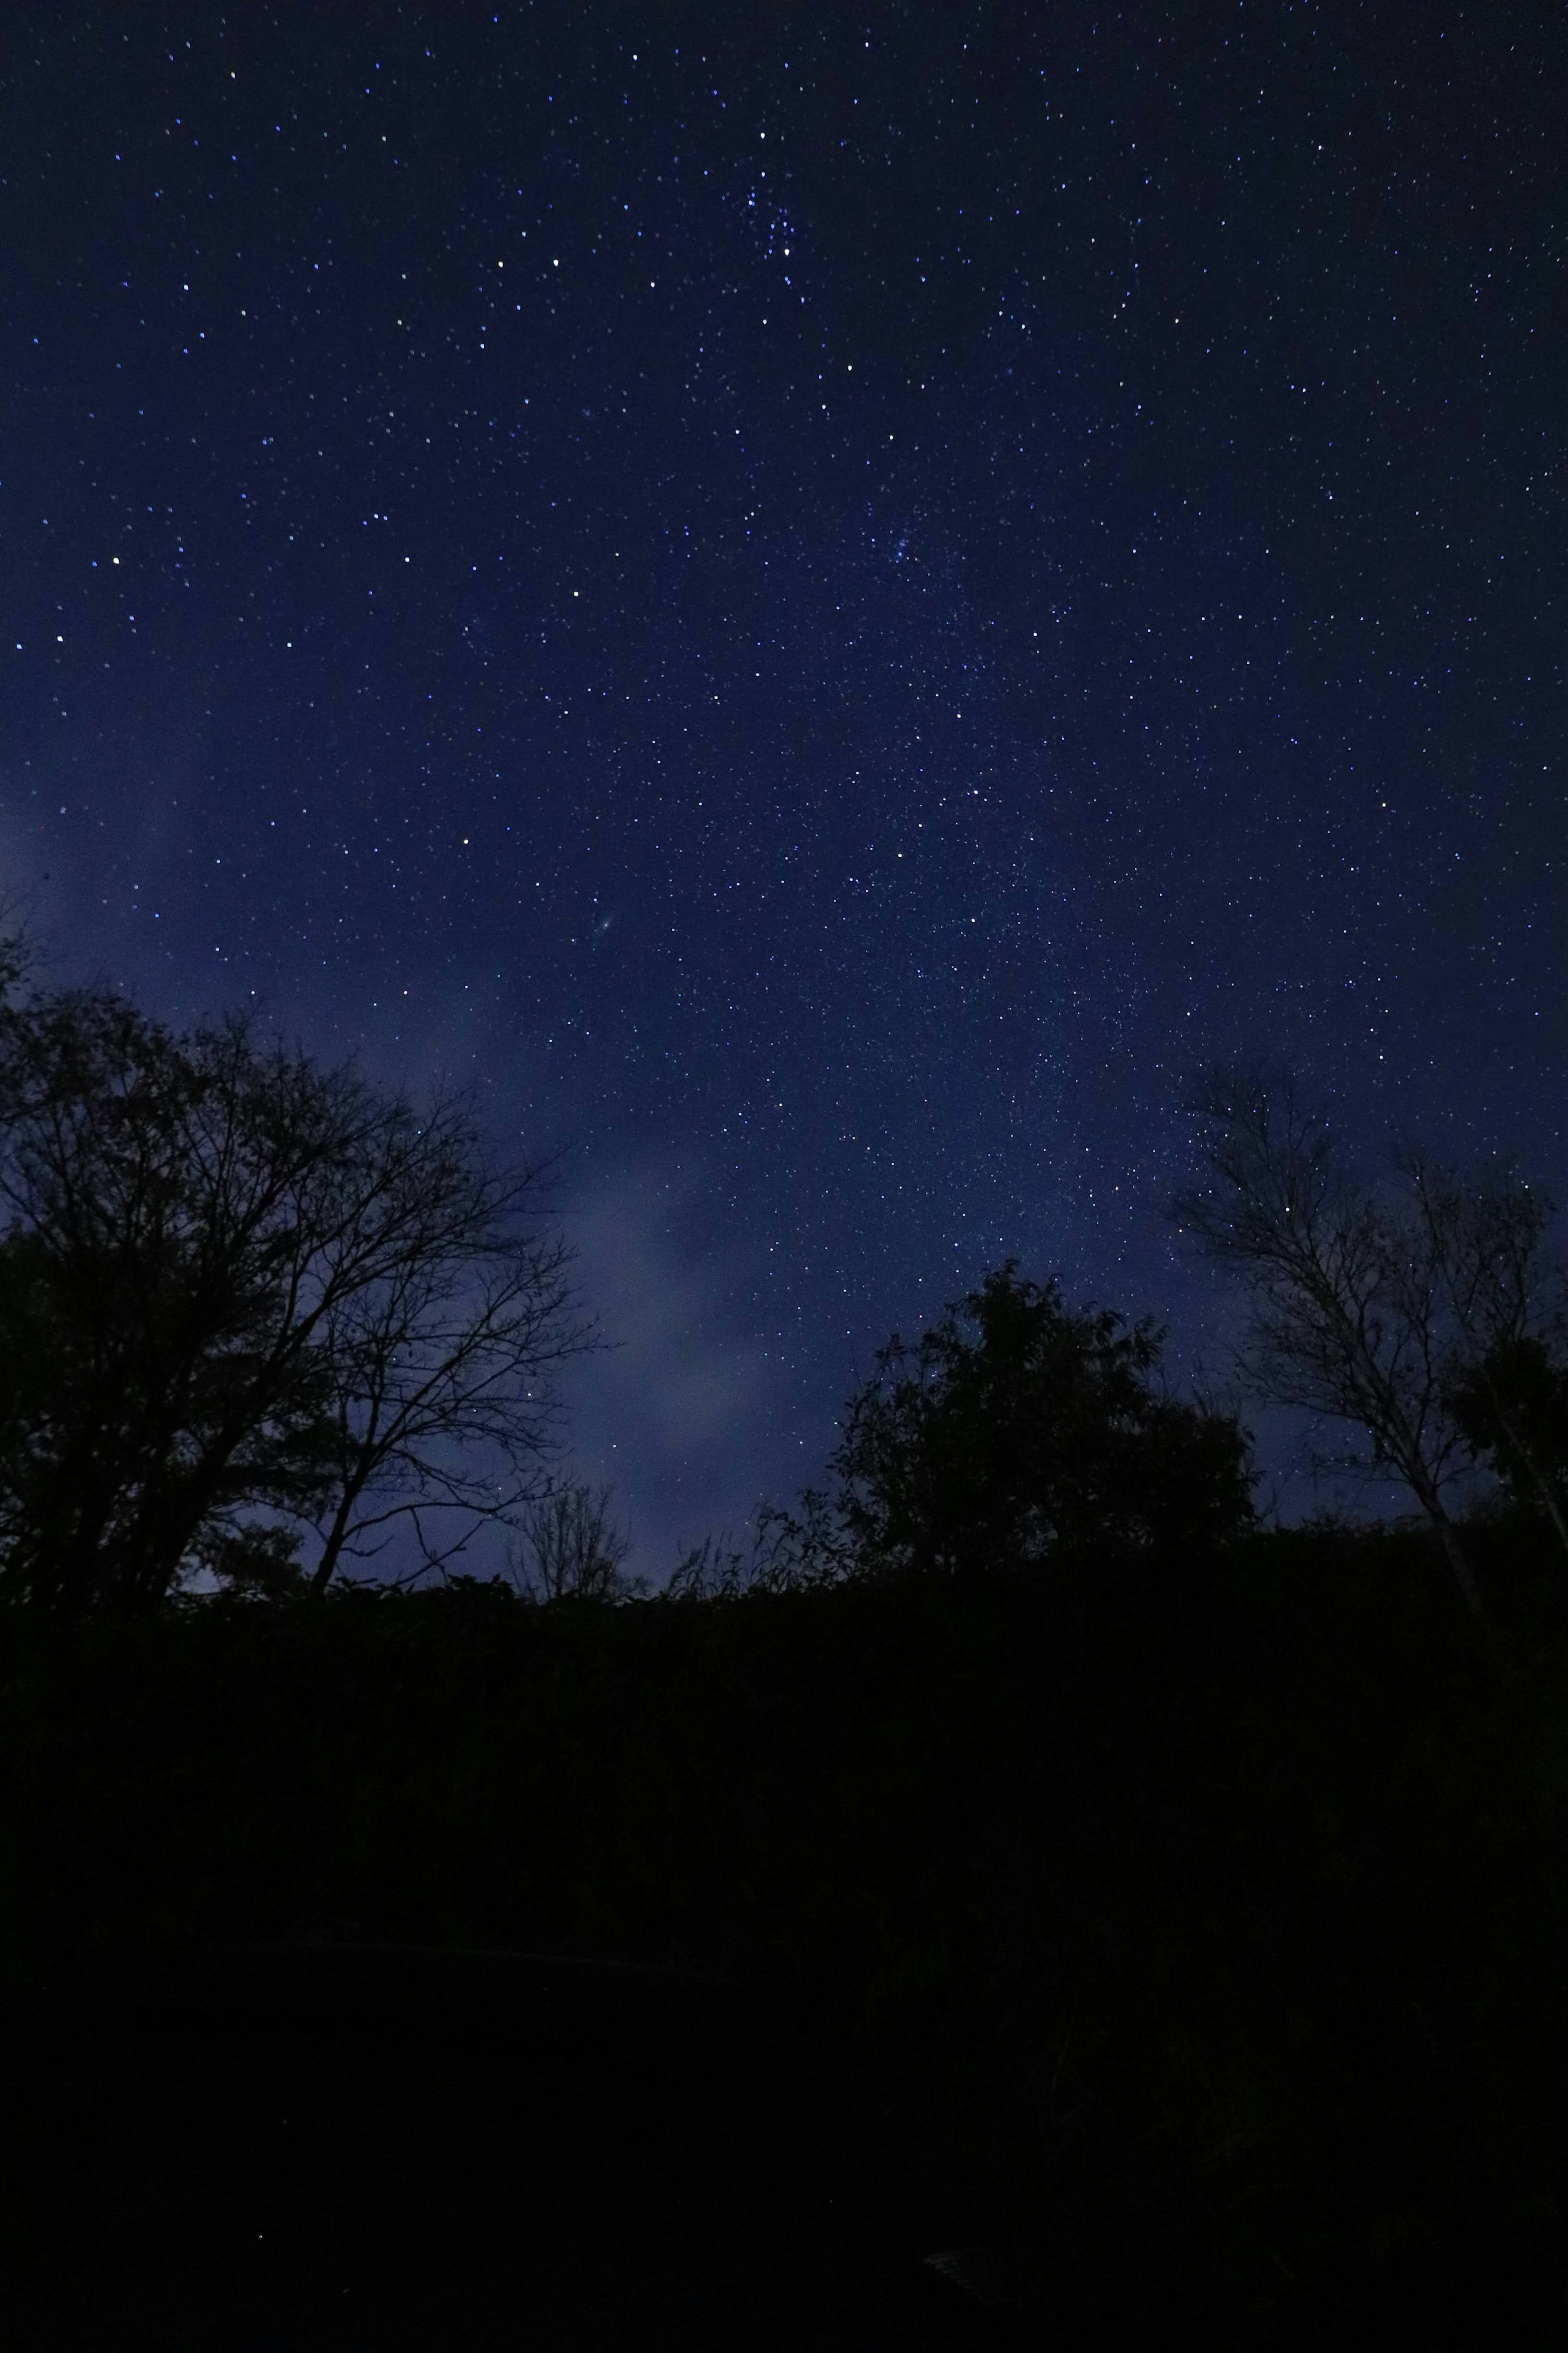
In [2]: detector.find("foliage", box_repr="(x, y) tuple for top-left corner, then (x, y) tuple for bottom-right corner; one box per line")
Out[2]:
(1448, 1335), (1568, 1543)
(665, 1489), (854, 1600)
(787, 1260), (1256, 1583)
(0, 960), (590, 1611)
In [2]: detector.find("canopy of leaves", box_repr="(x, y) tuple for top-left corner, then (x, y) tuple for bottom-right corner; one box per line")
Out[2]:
(820, 1260), (1255, 1580)
(1448, 1337), (1568, 1521)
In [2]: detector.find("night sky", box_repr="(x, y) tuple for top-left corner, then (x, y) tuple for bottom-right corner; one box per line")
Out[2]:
(4, 4), (1562, 1578)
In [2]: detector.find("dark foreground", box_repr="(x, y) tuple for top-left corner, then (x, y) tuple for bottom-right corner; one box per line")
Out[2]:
(1, 1943), (1031, 2349)
(2, 1521), (1566, 2346)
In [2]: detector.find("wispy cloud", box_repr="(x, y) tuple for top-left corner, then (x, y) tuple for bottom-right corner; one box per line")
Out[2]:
(557, 1154), (800, 1583)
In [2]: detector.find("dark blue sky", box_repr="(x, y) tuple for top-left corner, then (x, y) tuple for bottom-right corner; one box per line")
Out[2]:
(4, 2), (1562, 1575)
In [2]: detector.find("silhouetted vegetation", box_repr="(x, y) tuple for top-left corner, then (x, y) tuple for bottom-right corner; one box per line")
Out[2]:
(0, 954), (589, 1611)
(822, 1260), (1256, 1570)
(4, 961), (1568, 2340)
(509, 1479), (649, 1602)
(1177, 1064), (1567, 1614)
(1449, 1335), (1568, 1555)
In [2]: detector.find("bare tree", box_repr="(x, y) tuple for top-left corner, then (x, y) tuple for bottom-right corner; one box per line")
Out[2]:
(1173, 1065), (1516, 1617)
(296, 1084), (589, 1589)
(0, 964), (594, 1610)
(509, 1481), (645, 1603)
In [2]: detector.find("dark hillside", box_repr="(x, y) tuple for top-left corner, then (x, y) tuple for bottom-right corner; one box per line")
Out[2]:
(2, 1521), (1566, 2345)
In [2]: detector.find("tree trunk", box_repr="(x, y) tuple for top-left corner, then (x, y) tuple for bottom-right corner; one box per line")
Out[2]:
(1432, 1510), (1486, 1622)
(310, 1454), (374, 1592)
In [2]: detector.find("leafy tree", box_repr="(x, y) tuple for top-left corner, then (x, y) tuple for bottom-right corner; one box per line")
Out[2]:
(1448, 1336), (1568, 1551)
(0, 995), (340, 1610)
(769, 1261), (1254, 1586)
(0, 963), (590, 1611)
(1175, 1064), (1563, 1613)
(1411, 1156), (1568, 1558)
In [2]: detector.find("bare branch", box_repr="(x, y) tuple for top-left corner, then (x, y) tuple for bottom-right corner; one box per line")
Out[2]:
(508, 1483), (645, 1604)
(0, 980), (595, 1610)
(1173, 1063), (1560, 1615)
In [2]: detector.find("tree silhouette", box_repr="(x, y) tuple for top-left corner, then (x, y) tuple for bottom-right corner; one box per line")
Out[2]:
(783, 1260), (1254, 1584)
(510, 1481), (648, 1602)
(1175, 1064), (1562, 1612)
(0, 962), (590, 1610)
(293, 1086), (590, 1591)
(1412, 1157), (1568, 1559)
(1448, 1336), (1568, 1553)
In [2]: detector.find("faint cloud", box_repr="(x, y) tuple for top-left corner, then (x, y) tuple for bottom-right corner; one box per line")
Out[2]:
(557, 1155), (786, 1583)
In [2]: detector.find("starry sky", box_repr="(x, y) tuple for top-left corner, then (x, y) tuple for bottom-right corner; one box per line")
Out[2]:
(3, 2), (1562, 1577)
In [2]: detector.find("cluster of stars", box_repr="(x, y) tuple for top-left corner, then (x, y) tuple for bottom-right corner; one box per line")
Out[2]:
(2, 7), (1558, 1566)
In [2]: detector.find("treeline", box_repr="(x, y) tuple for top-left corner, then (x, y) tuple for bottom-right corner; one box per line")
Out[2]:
(4, 951), (1568, 2337)
(2, 945), (1564, 1616)
(0, 942), (1260, 1614)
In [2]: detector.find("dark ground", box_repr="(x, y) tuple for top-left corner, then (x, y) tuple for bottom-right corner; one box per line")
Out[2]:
(2, 1520), (1566, 2347)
